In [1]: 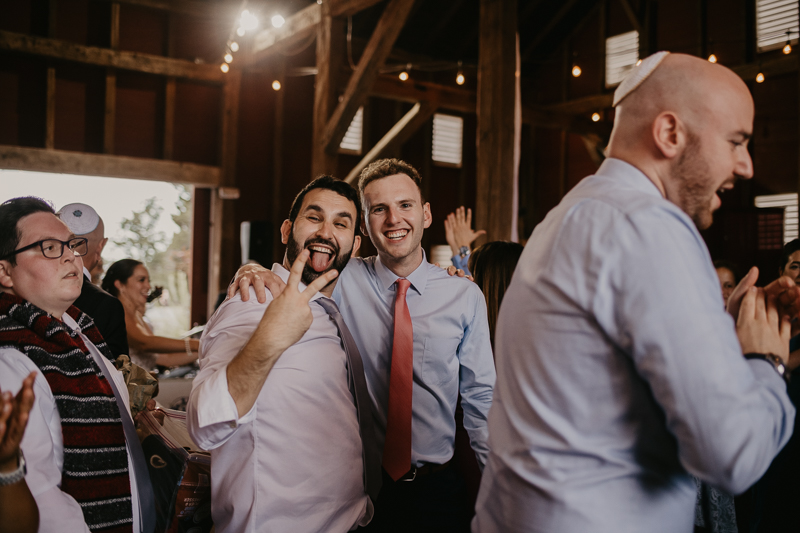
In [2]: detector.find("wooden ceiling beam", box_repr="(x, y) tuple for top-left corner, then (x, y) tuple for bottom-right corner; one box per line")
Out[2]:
(0, 30), (225, 82)
(329, 0), (386, 18)
(544, 93), (614, 115)
(0, 145), (221, 186)
(90, 0), (238, 19)
(344, 101), (438, 184)
(321, 0), (416, 154)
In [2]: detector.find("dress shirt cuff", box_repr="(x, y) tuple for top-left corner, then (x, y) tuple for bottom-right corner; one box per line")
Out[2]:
(195, 364), (256, 429)
(747, 357), (792, 390)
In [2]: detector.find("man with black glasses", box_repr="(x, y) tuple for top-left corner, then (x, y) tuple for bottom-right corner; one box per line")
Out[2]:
(0, 197), (155, 533)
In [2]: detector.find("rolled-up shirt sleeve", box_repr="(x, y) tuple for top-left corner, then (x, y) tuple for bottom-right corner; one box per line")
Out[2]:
(187, 291), (267, 451)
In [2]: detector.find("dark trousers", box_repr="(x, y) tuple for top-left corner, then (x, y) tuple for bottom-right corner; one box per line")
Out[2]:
(359, 464), (470, 533)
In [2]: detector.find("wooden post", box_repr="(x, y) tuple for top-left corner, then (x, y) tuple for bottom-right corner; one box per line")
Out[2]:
(312, 2), (344, 178)
(104, 3), (119, 154)
(476, 0), (518, 242)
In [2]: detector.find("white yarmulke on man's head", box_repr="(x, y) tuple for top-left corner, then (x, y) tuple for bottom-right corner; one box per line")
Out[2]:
(612, 51), (671, 107)
(58, 203), (100, 235)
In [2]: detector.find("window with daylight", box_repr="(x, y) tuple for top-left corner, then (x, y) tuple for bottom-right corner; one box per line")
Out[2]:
(605, 30), (639, 87)
(756, 0), (799, 52)
(755, 193), (798, 244)
(432, 113), (463, 167)
(339, 107), (363, 154)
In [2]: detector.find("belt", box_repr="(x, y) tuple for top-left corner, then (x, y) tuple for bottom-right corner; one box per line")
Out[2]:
(397, 460), (451, 482)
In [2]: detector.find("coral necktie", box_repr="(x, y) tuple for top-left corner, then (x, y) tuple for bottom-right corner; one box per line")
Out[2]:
(383, 278), (414, 481)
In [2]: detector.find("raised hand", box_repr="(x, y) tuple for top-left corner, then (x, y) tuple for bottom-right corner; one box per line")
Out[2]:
(444, 206), (486, 257)
(0, 371), (36, 473)
(227, 264), (286, 304)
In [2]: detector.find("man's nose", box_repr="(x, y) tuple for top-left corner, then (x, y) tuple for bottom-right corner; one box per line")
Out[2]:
(737, 150), (754, 180)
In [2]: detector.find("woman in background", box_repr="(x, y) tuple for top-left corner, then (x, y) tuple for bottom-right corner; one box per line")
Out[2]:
(102, 259), (198, 371)
(469, 241), (524, 348)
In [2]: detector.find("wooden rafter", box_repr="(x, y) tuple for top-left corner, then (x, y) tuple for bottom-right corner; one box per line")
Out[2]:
(321, 0), (417, 155)
(521, 0), (580, 60)
(344, 101), (438, 184)
(544, 93), (614, 115)
(329, 0), (386, 17)
(0, 30), (225, 82)
(249, 3), (320, 63)
(617, 0), (642, 34)
(0, 145), (221, 186)
(312, 2), (345, 176)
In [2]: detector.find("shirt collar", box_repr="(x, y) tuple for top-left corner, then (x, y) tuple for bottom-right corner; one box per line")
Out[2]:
(272, 263), (325, 302)
(62, 312), (80, 332)
(596, 157), (664, 199)
(83, 266), (91, 280)
(374, 250), (429, 296)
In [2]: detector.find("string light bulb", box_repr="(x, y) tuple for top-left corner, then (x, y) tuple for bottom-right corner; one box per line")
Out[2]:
(220, 63), (230, 73)
(456, 61), (465, 85)
(240, 10), (258, 31)
(399, 71), (409, 81)
(224, 53), (233, 63)
(237, 26), (246, 37)
(784, 43), (792, 54)
(272, 14), (285, 28)
(571, 65), (582, 77)
(636, 59), (642, 66)
(708, 54), (717, 63)
(756, 72), (765, 83)
(230, 41), (239, 52)
(591, 112), (601, 122)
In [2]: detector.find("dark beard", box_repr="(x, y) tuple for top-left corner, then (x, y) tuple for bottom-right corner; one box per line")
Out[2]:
(673, 131), (715, 230)
(286, 230), (353, 288)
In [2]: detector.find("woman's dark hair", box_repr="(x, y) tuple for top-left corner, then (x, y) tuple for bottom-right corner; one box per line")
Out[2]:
(102, 259), (143, 297)
(468, 241), (524, 349)
(712, 259), (740, 283)
(0, 197), (55, 266)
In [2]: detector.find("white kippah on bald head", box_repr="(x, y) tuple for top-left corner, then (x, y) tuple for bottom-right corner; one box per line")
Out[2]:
(58, 202), (100, 235)
(612, 51), (671, 107)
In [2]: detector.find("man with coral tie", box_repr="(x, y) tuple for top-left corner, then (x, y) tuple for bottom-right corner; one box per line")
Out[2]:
(231, 159), (495, 533)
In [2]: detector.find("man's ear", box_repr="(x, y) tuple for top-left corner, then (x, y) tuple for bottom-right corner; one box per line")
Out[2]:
(651, 111), (685, 159)
(0, 260), (14, 290)
(280, 220), (292, 245)
(352, 235), (362, 257)
(422, 202), (432, 229)
(360, 216), (368, 238)
(97, 237), (108, 255)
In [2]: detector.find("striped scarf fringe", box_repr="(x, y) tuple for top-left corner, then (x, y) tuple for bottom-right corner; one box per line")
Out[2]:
(0, 293), (133, 532)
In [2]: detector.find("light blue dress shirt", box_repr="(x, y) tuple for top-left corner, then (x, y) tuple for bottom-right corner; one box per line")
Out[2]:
(473, 158), (795, 533)
(334, 253), (495, 469)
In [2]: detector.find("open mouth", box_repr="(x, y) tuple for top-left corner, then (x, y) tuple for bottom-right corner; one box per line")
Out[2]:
(308, 244), (335, 272)
(385, 230), (408, 241)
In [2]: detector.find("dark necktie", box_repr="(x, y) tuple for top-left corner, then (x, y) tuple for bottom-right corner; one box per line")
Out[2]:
(85, 335), (156, 533)
(383, 278), (413, 481)
(316, 297), (382, 501)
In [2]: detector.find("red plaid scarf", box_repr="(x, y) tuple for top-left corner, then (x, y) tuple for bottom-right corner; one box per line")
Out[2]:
(0, 293), (133, 532)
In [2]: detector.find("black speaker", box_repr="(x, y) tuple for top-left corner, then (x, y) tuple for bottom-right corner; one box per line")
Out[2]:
(240, 221), (273, 267)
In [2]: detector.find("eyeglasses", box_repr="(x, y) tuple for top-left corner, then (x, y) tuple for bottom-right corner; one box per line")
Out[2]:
(3, 238), (89, 260)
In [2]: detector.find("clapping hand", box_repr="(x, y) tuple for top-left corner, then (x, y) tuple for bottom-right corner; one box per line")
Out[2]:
(0, 372), (35, 474)
(727, 267), (800, 322)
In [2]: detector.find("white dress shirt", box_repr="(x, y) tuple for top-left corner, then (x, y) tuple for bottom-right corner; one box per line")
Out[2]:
(0, 313), (141, 533)
(187, 264), (372, 533)
(473, 158), (795, 533)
